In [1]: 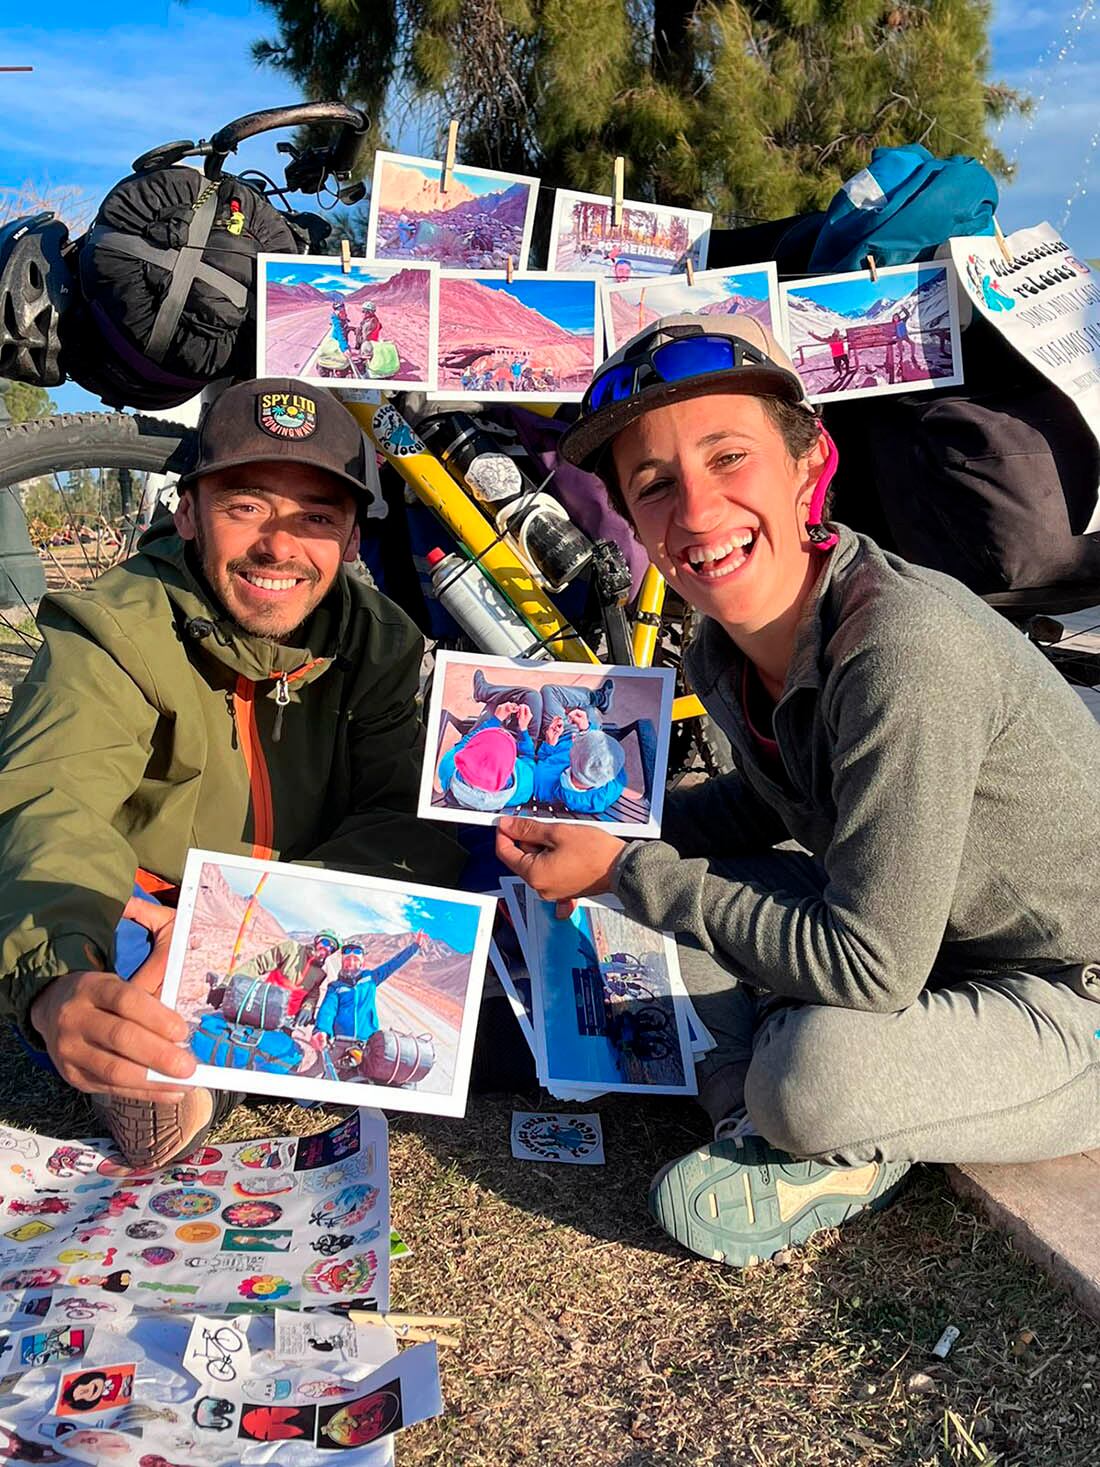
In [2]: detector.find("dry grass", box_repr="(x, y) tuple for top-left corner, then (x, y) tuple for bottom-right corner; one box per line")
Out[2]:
(0, 1023), (1097, 1467)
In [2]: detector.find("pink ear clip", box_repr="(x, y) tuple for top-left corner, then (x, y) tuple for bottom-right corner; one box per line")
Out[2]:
(806, 427), (839, 550)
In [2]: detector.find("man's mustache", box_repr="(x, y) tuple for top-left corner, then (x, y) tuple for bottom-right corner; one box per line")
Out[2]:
(226, 557), (319, 585)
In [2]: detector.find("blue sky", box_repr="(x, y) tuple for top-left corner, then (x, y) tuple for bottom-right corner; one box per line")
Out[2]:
(789, 267), (945, 316)
(382, 157), (525, 199)
(220, 864), (481, 954)
(268, 263), (395, 294)
(473, 277), (597, 335)
(7, 1), (1098, 410)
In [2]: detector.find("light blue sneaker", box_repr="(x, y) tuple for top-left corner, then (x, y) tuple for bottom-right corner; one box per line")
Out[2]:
(648, 1116), (911, 1268)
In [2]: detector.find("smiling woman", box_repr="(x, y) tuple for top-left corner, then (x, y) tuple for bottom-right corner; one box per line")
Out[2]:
(492, 310), (1100, 1272)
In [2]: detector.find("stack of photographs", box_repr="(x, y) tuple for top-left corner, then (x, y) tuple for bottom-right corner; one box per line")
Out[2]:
(493, 878), (714, 1101)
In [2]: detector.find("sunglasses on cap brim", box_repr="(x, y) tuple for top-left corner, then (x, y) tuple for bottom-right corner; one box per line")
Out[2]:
(582, 332), (786, 415)
(341, 944), (364, 957)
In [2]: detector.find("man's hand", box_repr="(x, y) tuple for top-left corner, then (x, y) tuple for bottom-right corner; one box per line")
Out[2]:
(567, 708), (590, 732)
(495, 701), (518, 722)
(544, 715), (565, 747)
(514, 703), (533, 732)
(308, 1031), (329, 1052)
(496, 817), (625, 915)
(29, 899), (196, 1103)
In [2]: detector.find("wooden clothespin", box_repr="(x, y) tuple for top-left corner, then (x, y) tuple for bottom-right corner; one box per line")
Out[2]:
(612, 156), (625, 229)
(348, 1310), (464, 1348)
(506, 255), (514, 284)
(340, 238), (352, 274)
(993, 216), (1012, 264)
(440, 120), (459, 194)
(685, 257), (695, 287)
(864, 253), (879, 283)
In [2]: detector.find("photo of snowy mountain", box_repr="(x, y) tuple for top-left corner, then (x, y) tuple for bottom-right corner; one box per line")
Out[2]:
(600, 264), (782, 354)
(781, 263), (963, 403)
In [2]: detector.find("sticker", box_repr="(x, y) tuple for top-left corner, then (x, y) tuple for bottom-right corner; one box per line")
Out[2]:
(7, 1196), (69, 1216)
(124, 1220), (166, 1241)
(48, 1296), (132, 1324)
(138, 1247), (177, 1267)
(4, 1219), (56, 1242)
(163, 1167), (227, 1188)
(150, 1188), (219, 1218)
(258, 390), (317, 441)
(221, 1200), (283, 1228)
(294, 1114), (361, 1171)
(302, 1251), (378, 1297)
(311, 1233), (356, 1256)
(298, 1165), (350, 1194)
(0, 1130), (41, 1159)
(13, 1292), (52, 1320)
(70, 1225), (113, 1243)
(16, 1324), (90, 1368)
(316, 1383), (403, 1448)
(221, 1229), (293, 1253)
(65, 1269), (131, 1293)
(307, 1186), (378, 1230)
(274, 1308), (361, 1361)
(238, 1274), (291, 1301)
(178, 1146), (222, 1167)
(229, 1175), (297, 1200)
(33, 1426), (141, 1465)
(0, 1268), (61, 1290)
(183, 1316), (251, 1387)
(54, 1361), (136, 1416)
(234, 1140), (295, 1170)
(370, 403), (425, 460)
(192, 1394), (239, 1433)
(86, 1190), (141, 1219)
(238, 1403), (317, 1442)
(58, 1248), (117, 1266)
(45, 1146), (99, 1178)
(136, 1281), (197, 1296)
(175, 1222), (220, 1244)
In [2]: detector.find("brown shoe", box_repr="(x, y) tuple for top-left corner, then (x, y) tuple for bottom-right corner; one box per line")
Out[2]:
(91, 1089), (241, 1170)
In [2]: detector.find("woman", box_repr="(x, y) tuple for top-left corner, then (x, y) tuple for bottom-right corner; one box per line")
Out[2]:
(496, 313), (1100, 1267)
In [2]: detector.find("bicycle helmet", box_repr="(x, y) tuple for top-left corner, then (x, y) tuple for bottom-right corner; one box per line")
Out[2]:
(0, 213), (74, 387)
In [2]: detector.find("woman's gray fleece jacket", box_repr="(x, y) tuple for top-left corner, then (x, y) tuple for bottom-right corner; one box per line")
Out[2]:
(612, 527), (1100, 1011)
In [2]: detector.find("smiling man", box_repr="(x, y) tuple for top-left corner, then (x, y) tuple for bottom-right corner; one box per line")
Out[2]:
(0, 378), (463, 1168)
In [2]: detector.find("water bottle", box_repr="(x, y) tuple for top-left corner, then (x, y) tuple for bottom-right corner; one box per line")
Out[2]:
(426, 548), (547, 660)
(418, 412), (593, 592)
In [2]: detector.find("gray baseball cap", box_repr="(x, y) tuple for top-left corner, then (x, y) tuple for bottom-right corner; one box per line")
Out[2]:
(560, 313), (813, 473)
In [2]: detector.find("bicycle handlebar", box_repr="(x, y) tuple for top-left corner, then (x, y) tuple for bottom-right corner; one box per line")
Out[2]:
(203, 102), (369, 180)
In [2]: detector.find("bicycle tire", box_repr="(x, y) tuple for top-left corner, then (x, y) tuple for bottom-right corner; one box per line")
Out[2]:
(0, 413), (193, 488)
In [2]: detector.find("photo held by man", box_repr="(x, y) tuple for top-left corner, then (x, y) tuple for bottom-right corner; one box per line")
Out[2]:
(496, 313), (1100, 1267)
(0, 378), (465, 1169)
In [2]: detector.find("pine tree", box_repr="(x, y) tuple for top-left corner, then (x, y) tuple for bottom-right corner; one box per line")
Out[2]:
(254, 0), (1025, 220)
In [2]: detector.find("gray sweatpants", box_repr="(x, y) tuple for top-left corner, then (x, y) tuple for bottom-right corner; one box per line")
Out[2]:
(677, 852), (1100, 1167)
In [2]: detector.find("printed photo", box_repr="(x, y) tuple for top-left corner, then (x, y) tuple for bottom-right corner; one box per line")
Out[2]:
(366, 150), (539, 272)
(549, 189), (711, 279)
(600, 264), (781, 354)
(257, 254), (438, 390)
(781, 263), (963, 403)
(433, 272), (599, 401)
(528, 897), (697, 1096)
(418, 652), (675, 837)
(153, 851), (495, 1118)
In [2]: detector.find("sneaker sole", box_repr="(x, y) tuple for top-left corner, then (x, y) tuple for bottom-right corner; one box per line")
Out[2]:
(648, 1136), (911, 1267)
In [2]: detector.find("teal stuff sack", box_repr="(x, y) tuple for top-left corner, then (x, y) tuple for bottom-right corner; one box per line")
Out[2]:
(191, 1012), (301, 1074)
(808, 145), (998, 273)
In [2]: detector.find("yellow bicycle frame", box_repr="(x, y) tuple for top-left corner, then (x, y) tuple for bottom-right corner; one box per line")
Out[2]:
(343, 399), (704, 718)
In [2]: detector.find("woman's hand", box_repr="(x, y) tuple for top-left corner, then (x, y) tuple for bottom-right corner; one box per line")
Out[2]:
(567, 708), (590, 732)
(496, 817), (625, 914)
(544, 715), (565, 747)
(514, 703), (533, 732)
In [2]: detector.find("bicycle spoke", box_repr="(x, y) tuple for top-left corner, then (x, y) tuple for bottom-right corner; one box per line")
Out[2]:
(52, 473), (97, 584)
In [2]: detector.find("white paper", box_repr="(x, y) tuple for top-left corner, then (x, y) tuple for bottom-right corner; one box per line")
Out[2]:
(511, 1112), (605, 1165)
(949, 223), (1100, 531)
(183, 1314), (252, 1389)
(274, 1306), (372, 1363)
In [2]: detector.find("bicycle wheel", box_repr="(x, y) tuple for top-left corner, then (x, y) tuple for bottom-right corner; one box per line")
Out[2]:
(0, 412), (193, 674)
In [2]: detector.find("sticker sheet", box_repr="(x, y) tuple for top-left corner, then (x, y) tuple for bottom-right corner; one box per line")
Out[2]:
(0, 1111), (390, 1315)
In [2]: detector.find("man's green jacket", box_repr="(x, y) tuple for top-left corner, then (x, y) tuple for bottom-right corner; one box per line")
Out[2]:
(0, 525), (464, 1040)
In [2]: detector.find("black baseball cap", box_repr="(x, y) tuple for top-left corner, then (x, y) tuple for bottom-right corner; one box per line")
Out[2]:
(177, 378), (371, 500)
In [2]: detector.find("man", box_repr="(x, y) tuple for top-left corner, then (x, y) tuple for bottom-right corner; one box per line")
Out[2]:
(215, 928), (341, 1026)
(0, 378), (463, 1168)
(311, 934), (424, 1072)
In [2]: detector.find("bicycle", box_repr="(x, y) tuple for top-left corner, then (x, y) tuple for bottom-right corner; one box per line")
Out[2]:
(0, 102), (713, 768)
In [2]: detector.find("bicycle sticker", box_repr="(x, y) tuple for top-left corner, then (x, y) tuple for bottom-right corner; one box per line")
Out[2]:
(183, 1315), (251, 1387)
(369, 403), (425, 460)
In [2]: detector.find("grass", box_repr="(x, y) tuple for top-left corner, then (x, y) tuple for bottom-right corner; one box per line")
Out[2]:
(0, 1023), (1097, 1467)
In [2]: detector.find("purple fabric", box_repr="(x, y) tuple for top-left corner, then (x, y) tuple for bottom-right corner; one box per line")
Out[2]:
(506, 409), (650, 599)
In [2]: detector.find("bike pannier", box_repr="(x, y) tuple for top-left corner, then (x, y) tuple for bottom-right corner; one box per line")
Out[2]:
(222, 974), (292, 1031)
(67, 166), (301, 410)
(360, 1029), (435, 1087)
(192, 1013), (301, 1074)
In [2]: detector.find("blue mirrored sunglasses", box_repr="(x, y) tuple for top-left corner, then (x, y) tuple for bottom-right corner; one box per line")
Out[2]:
(341, 944), (364, 957)
(583, 333), (776, 415)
